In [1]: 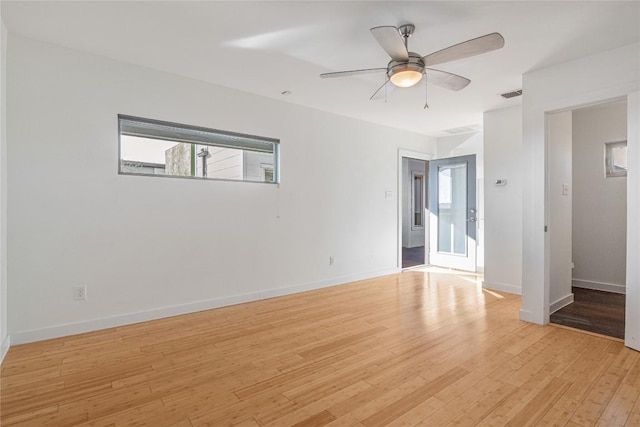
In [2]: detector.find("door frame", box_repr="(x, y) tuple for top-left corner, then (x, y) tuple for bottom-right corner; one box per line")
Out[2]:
(534, 93), (639, 351)
(398, 149), (432, 270)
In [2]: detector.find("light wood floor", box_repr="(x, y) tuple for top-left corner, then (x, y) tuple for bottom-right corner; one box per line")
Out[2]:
(1, 269), (639, 426)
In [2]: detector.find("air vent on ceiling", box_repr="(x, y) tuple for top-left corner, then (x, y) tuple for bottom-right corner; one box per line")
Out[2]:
(500, 89), (523, 99)
(443, 124), (482, 135)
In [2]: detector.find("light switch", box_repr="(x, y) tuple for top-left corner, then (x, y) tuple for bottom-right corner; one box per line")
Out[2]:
(385, 190), (393, 200)
(562, 183), (569, 195)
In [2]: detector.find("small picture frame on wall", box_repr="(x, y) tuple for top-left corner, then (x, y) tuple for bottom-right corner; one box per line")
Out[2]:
(605, 140), (627, 178)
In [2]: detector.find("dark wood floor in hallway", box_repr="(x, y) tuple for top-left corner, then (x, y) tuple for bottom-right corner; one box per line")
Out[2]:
(401, 245), (425, 268)
(550, 287), (626, 339)
(2, 269), (639, 426)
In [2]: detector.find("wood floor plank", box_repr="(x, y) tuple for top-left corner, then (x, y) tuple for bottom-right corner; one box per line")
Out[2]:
(505, 376), (571, 426)
(1, 269), (638, 426)
(0, 404), (61, 426)
(447, 380), (517, 426)
(537, 395), (581, 426)
(261, 381), (371, 426)
(291, 410), (337, 427)
(626, 398), (640, 426)
(569, 358), (629, 425)
(419, 376), (504, 425)
(596, 383), (639, 426)
(329, 375), (431, 423)
(384, 396), (444, 426)
(359, 367), (468, 426)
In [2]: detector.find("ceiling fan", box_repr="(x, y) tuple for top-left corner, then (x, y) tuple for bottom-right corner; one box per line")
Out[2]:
(320, 24), (504, 108)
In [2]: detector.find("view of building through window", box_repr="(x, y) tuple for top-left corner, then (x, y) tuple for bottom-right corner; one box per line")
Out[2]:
(118, 116), (278, 183)
(605, 140), (627, 178)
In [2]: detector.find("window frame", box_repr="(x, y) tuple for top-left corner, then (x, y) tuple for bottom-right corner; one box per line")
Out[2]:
(411, 171), (425, 230)
(118, 114), (280, 184)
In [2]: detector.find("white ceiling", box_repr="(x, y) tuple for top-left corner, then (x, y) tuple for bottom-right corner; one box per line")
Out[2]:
(2, 1), (639, 136)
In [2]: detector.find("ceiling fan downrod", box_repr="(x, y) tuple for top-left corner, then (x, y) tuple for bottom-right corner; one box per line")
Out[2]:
(398, 24), (415, 49)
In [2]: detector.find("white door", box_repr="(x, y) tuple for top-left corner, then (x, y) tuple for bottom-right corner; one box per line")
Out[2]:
(428, 155), (477, 271)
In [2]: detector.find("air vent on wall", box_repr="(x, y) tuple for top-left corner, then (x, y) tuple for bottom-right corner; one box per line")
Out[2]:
(500, 89), (523, 99)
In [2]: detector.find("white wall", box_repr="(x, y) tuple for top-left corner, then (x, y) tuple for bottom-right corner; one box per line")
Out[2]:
(0, 18), (8, 362)
(435, 132), (484, 271)
(548, 111), (573, 312)
(572, 100), (627, 294)
(6, 35), (435, 343)
(521, 42), (639, 325)
(483, 106), (522, 294)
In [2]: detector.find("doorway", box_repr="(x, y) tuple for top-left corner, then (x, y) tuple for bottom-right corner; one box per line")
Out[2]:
(548, 100), (627, 339)
(399, 151), (478, 272)
(401, 157), (427, 268)
(428, 155), (477, 272)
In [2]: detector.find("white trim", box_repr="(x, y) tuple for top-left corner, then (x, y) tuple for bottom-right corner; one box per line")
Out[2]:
(519, 308), (544, 324)
(9, 268), (400, 345)
(1, 335), (9, 364)
(398, 149), (433, 269)
(626, 91), (640, 351)
(550, 293), (574, 314)
(572, 278), (626, 294)
(482, 280), (521, 295)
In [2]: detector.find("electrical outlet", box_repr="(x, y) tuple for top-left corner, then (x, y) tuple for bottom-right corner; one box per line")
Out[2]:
(73, 285), (87, 301)
(329, 256), (334, 266)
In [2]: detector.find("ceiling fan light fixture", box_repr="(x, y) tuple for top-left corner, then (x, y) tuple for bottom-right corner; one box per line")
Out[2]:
(389, 63), (423, 88)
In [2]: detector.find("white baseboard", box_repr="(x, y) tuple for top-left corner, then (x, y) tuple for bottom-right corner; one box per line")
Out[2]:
(572, 278), (626, 294)
(9, 268), (400, 345)
(519, 309), (544, 325)
(1, 334), (10, 364)
(482, 281), (521, 295)
(550, 293), (574, 314)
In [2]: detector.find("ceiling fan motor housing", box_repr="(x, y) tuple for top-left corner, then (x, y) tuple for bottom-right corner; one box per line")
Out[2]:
(387, 52), (425, 87)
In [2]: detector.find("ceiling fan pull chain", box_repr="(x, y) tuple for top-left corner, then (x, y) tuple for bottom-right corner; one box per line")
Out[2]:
(424, 75), (429, 109)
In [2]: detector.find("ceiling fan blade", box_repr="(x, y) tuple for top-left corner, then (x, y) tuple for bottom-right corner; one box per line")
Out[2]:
(320, 68), (387, 78)
(370, 26), (409, 61)
(422, 33), (505, 67)
(370, 79), (395, 101)
(425, 68), (471, 91)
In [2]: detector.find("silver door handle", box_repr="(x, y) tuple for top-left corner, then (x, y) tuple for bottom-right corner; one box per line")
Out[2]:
(467, 217), (477, 222)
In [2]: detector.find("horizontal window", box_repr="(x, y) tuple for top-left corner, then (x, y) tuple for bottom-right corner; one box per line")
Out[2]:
(118, 115), (279, 183)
